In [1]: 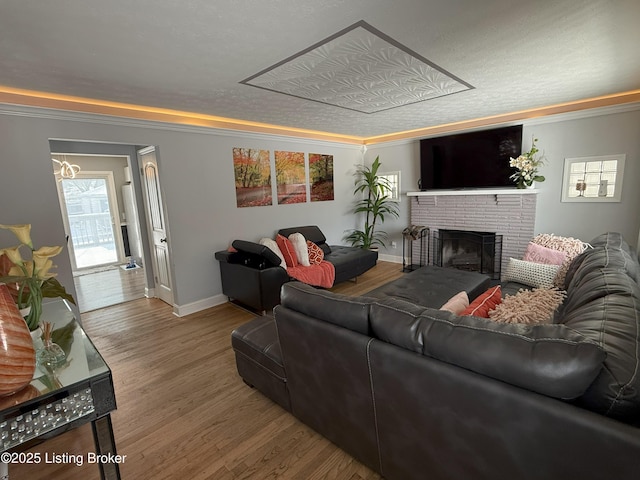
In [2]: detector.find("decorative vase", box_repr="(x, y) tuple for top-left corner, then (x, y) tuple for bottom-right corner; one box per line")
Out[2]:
(0, 284), (36, 397)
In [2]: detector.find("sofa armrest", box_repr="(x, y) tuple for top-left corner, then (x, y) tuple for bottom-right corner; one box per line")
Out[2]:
(215, 240), (282, 270)
(214, 250), (234, 263)
(217, 260), (289, 311)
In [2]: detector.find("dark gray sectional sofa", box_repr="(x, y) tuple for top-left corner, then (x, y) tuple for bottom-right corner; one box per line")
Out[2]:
(215, 225), (377, 312)
(231, 232), (640, 479)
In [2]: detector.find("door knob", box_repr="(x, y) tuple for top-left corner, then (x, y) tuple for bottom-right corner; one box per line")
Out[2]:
(160, 238), (167, 243)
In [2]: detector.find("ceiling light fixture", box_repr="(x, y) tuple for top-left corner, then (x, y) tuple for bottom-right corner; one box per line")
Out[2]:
(52, 157), (80, 179)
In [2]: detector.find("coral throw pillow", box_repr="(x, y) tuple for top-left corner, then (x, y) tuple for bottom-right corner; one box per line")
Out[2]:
(307, 240), (324, 265)
(461, 285), (502, 318)
(276, 234), (298, 267)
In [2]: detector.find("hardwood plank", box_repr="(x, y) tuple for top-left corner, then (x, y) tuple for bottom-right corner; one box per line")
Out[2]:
(10, 262), (404, 479)
(73, 265), (146, 313)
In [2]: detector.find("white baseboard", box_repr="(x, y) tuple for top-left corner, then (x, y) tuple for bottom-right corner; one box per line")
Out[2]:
(378, 253), (403, 264)
(172, 293), (228, 317)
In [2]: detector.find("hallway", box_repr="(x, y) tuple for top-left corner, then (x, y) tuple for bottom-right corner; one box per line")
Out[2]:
(73, 265), (146, 313)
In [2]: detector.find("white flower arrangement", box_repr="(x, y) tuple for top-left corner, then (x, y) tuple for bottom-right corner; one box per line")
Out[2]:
(509, 137), (545, 189)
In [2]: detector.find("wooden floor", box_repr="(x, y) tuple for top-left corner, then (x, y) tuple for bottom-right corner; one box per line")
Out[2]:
(73, 265), (147, 313)
(12, 261), (405, 480)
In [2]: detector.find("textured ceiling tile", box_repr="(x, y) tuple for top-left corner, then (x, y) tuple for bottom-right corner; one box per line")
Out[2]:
(241, 21), (473, 114)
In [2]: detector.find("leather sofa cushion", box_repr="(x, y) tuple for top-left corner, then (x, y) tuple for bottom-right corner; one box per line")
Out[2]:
(366, 265), (491, 309)
(557, 232), (640, 424)
(231, 315), (285, 380)
(280, 282), (373, 335)
(323, 245), (378, 284)
(370, 297), (606, 400)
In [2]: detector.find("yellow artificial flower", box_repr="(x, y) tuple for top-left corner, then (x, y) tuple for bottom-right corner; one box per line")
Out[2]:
(0, 224), (33, 248)
(32, 245), (63, 257)
(8, 264), (24, 277)
(0, 246), (25, 266)
(0, 223), (75, 330)
(32, 246), (62, 279)
(33, 257), (55, 279)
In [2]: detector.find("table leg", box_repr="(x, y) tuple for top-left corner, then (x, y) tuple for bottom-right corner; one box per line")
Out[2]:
(91, 414), (121, 480)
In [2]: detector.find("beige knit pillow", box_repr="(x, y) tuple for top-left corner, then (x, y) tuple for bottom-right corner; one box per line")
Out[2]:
(489, 287), (566, 325)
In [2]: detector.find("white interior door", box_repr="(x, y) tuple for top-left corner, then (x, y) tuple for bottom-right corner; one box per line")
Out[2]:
(138, 146), (174, 306)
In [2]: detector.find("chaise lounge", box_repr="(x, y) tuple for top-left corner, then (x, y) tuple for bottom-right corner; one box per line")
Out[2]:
(215, 225), (378, 312)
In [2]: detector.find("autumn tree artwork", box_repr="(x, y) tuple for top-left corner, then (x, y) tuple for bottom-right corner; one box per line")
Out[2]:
(233, 148), (272, 207)
(275, 151), (307, 205)
(309, 153), (334, 202)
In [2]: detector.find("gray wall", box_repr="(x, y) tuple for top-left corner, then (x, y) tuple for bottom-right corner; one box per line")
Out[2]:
(0, 105), (362, 313)
(1, 103), (638, 316)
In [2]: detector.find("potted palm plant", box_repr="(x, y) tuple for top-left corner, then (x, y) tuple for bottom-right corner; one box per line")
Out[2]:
(344, 156), (399, 249)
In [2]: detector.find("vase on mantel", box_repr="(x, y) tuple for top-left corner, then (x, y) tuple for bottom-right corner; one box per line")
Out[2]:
(0, 284), (36, 397)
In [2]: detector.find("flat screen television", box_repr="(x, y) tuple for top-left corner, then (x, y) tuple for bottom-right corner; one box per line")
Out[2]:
(419, 125), (522, 190)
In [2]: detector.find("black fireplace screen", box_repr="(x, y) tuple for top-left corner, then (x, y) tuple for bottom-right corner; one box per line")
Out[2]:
(433, 229), (503, 280)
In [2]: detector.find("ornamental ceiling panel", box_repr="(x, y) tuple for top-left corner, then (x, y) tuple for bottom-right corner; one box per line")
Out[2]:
(241, 21), (473, 114)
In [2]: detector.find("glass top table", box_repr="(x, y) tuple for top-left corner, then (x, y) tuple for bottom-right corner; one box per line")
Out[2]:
(0, 299), (120, 480)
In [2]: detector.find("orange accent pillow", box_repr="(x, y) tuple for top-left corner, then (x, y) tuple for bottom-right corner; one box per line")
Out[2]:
(461, 285), (502, 318)
(276, 234), (298, 267)
(307, 240), (324, 264)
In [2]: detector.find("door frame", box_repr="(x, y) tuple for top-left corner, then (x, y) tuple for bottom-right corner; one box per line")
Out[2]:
(56, 170), (126, 272)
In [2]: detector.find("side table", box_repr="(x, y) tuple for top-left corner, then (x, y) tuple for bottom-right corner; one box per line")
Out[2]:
(402, 225), (429, 272)
(0, 300), (120, 480)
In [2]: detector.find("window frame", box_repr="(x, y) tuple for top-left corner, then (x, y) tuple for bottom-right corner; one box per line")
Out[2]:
(561, 154), (625, 203)
(379, 170), (401, 202)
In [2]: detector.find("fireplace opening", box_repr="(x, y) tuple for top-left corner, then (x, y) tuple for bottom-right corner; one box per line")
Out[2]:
(433, 229), (503, 280)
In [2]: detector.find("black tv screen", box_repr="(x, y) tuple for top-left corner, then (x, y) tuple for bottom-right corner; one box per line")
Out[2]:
(419, 125), (522, 190)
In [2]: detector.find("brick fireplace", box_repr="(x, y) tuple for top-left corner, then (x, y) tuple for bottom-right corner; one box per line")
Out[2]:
(407, 190), (537, 277)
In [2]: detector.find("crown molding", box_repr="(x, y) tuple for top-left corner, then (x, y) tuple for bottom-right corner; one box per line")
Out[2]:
(0, 87), (365, 146)
(0, 86), (638, 148)
(363, 91), (640, 145)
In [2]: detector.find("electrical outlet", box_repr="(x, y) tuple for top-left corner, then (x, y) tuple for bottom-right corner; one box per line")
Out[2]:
(391, 241), (397, 248)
